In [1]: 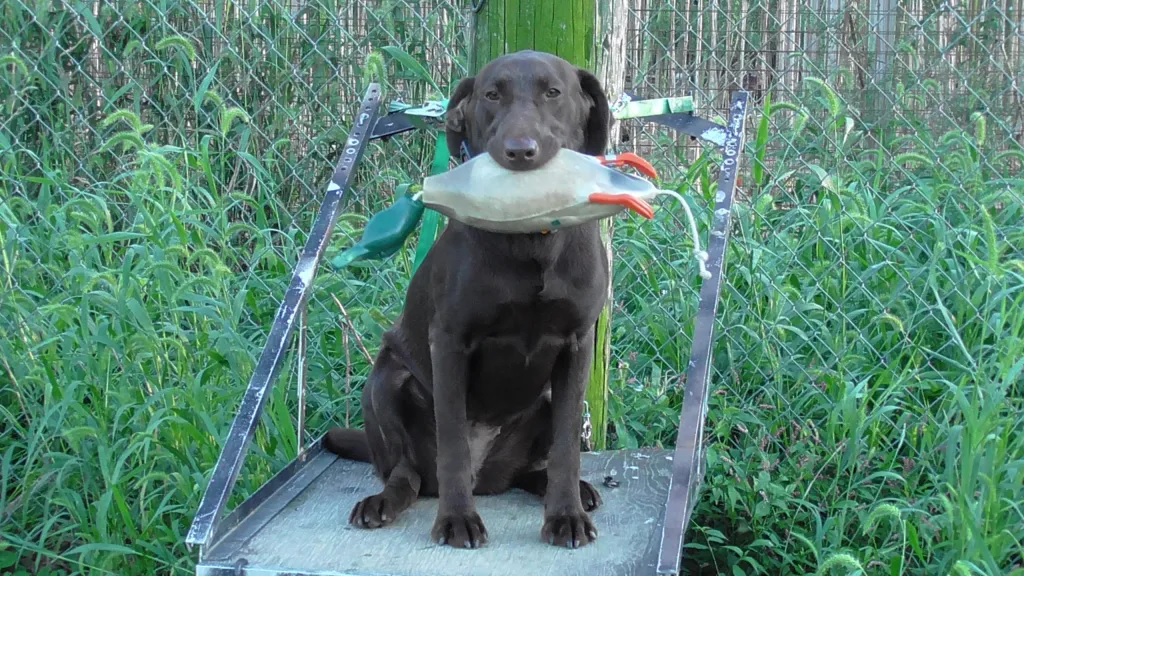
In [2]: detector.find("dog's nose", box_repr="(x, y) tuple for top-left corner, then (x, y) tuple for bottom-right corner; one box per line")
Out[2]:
(503, 137), (539, 163)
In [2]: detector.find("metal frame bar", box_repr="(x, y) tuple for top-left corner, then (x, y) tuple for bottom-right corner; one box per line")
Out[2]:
(186, 84), (386, 550)
(656, 91), (750, 576)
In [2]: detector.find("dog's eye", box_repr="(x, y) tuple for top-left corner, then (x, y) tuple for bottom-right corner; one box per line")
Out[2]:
(484, 90), (500, 101)
(545, 88), (561, 98)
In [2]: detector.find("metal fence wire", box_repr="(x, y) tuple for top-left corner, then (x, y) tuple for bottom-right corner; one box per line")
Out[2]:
(0, 0), (1023, 575)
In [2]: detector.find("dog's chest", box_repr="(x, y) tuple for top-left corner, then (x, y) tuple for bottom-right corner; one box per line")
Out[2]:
(463, 293), (577, 414)
(457, 234), (607, 402)
(471, 299), (573, 364)
(468, 423), (502, 479)
(467, 265), (590, 351)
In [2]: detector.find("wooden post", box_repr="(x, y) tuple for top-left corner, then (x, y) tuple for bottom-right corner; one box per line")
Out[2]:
(866, 0), (899, 128)
(589, 1), (629, 452)
(473, 1), (598, 72)
(471, 0), (614, 451)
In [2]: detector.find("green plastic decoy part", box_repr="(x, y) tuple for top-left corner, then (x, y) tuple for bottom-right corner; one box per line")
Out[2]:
(330, 184), (426, 269)
(411, 131), (452, 270)
(611, 96), (696, 120)
(326, 127), (450, 271)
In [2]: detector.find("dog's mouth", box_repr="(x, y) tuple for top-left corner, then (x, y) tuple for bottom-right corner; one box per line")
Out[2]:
(492, 157), (545, 172)
(484, 139), (559, 173)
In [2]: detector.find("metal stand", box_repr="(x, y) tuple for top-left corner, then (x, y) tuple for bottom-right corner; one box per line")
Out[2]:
(186, 86), (749, 576)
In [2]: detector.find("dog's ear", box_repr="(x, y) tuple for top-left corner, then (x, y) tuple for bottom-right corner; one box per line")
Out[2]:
(577, 69), (611, 156)
(445, 77), (475, 160)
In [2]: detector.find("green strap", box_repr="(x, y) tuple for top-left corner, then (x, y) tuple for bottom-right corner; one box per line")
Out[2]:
(412, 132), (450, 270)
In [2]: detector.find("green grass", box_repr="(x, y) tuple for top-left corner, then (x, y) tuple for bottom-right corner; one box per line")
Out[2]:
(611, 83), (1024, 576)
(0, 2), (1022, 576)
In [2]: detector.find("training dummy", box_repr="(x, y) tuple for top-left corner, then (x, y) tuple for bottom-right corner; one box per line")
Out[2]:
(333, 149), (709, 278)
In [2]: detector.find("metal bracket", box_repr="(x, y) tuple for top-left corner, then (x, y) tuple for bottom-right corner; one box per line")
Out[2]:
(368, 111), (418, 141)
(367, 100), (449, 142)
(614, 91), (730, 148)
(612, 91), (728, 147)
(389, 99), (449, 119)
(610, 94), (695, 120)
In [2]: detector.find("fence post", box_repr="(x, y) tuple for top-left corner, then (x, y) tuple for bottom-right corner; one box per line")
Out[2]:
(471, 0), (613, 451)
(589, 0), (630, 453)
(472, 1), (597, 70)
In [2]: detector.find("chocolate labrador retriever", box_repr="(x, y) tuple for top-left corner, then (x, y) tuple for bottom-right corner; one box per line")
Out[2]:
(323, 50), (611, 550)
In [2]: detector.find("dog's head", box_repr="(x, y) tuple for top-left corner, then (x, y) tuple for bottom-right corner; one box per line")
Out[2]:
(445, 50), (610, 171)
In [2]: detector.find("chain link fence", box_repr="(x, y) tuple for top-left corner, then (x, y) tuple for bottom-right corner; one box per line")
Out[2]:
(1, 1), (1023, 575)
(612, 0), (1023, 575)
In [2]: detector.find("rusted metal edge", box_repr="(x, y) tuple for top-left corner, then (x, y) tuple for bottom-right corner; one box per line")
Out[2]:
(655, 91), (749, 576)
(195, 563), (345, 576)
(186, 83), (384, 550)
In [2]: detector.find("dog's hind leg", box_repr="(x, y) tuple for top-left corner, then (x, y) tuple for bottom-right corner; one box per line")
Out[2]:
(500, 400), (602, 512)
(512, 470), (602, 513)
(348, 350), (426, 529)
(349, 459), (422, 528)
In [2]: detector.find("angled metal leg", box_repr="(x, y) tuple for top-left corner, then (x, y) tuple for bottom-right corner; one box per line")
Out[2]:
(186, 84), (385, 553)
(656, 91), (750, 576)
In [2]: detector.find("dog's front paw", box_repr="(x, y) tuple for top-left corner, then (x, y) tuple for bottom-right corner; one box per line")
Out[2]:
(431, 510), (488, 549)
(349, 494), (398, 529)
(541, 509), (598, 549)
(579, 480), (602, 512)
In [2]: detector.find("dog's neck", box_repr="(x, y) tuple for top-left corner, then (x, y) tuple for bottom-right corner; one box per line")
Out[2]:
(459, 222), (578, 265)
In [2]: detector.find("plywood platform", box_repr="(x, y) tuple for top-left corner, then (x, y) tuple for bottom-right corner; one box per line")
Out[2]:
(197, 449), (675, 576)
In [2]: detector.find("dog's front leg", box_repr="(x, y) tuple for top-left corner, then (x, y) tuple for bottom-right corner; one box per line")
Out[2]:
(428, 328), (487, 549)
(541, 329), (598, 548)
